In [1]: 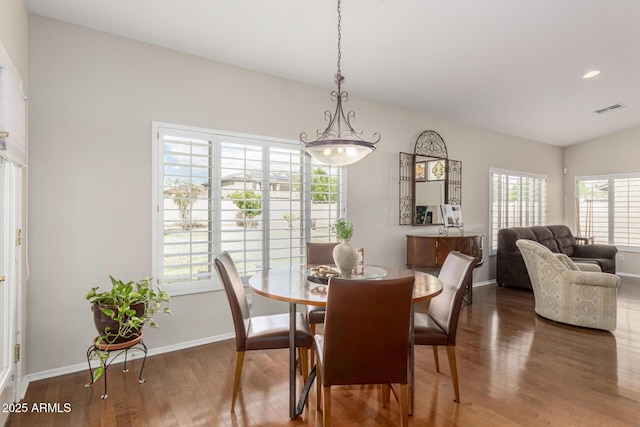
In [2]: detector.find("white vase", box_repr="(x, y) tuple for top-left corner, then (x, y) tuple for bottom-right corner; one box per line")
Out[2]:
(332, 240), (358, 273)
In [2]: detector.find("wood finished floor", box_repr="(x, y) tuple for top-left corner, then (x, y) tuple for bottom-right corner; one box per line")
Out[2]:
(8, 278), (640, 426)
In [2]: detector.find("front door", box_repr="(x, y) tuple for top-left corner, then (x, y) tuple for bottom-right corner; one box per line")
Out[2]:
(0, 156), (22, 425)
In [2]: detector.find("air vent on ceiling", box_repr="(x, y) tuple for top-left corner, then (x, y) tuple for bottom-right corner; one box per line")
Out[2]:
(594, 103), (626, 114)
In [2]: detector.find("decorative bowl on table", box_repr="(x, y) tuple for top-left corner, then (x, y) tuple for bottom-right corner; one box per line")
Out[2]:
(304, 265), (340, 285)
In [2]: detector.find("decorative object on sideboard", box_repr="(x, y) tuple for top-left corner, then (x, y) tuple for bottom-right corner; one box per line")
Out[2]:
(299, 0), (380, 166)
(440, 204), (464, 236)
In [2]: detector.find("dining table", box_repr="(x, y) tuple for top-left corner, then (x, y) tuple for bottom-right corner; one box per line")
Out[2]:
(248, 264), (443, 420)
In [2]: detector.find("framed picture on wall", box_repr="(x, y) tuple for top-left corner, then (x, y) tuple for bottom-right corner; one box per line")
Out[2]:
(415, 161), (426, 182)
(426, 159), (446, 181)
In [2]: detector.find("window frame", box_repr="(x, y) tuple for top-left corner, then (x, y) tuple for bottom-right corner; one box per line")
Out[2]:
(489, 167), (547, 255)
(575, 173), (640, 252)
(152, 122), (346, 296)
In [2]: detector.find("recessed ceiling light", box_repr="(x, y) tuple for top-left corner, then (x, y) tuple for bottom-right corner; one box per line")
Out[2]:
(583, 70), (601, 79)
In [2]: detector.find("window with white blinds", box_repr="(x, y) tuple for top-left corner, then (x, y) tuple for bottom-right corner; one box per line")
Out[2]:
(576, 174), (640, 248)
(489, 168), (547, 254)
(152, 123), (344, 295)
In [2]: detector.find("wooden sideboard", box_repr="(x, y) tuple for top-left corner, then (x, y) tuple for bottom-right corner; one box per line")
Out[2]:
(406, 234), (483, 303)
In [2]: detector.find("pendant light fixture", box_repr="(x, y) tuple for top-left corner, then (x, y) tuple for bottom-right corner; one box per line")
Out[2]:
(300, 0), (380, 166)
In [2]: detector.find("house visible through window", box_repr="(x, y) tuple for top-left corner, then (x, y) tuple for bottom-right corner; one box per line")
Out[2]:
(575, 174), (640, 249)
(489, 168), (547, 254)
(152, 123), (344, 295)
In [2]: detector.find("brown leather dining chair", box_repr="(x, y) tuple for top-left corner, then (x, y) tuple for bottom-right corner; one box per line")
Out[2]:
(214, 251), (313, 411)
(413, 251), (476, 403)
(305, 242), (337, 365)
(314, 276), (415, 427)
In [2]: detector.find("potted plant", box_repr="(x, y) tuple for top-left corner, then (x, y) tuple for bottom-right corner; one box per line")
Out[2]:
(331, 218), (353, 241)
(331, 218), (358, 273)
(229, 190), (262, 228)
(85, 276), (171, 380)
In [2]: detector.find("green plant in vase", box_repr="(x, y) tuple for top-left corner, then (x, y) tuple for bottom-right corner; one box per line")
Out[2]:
(331, 218), (353, 241)
(85, 276), (171, 381)
(331, 219), (357, 273)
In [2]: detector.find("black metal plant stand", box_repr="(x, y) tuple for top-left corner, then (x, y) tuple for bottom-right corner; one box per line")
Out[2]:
(85, 334), (148, 399)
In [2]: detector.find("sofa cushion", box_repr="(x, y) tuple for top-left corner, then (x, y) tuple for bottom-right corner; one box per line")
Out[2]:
(548, 225), (576, 256)
(529, 226), (560, 252)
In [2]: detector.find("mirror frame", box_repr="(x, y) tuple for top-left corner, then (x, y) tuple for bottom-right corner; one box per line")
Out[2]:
(399, 130), (462, 226)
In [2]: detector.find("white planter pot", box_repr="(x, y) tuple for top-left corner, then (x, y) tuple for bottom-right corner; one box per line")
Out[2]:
(332, 240), (358, 273)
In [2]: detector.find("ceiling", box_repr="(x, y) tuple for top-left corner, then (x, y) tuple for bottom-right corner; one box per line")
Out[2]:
(26, 0), (640, 147)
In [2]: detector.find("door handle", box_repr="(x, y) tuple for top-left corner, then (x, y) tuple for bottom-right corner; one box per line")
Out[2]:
(0, 275), (5, 282)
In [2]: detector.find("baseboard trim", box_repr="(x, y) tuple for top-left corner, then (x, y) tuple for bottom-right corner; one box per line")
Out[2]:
(17, 378), (29, 402)
(472, 280), (496, 287)
(23, 332), (235, 393)
(617, 272), (640, 278)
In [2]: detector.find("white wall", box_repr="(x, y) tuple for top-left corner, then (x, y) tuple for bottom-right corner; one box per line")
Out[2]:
(0, 0), (28, 85)
(26, 15), (564, 377)
(564, 126), (640, 276)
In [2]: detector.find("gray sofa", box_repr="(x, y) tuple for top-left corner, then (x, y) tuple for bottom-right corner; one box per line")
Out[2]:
(497, 225), (618, 289)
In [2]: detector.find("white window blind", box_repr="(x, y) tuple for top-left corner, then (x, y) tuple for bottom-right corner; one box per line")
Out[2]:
(576, 174), (640, 248)
(153, 123), (344, 295)
(613, 177), (640, 246)
(490, 168), (547, 253)
(575, 177), (609, 243)
(159, 130), (214, 289)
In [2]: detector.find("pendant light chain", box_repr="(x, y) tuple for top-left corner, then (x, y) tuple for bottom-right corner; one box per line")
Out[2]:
(336, 0), (342, 80)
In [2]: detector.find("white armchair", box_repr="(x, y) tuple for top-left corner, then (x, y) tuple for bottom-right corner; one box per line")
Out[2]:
(515, 239), (619, 331)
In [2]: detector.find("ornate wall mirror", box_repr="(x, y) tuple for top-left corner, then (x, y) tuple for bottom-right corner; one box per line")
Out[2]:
(399, 130), (462, 225)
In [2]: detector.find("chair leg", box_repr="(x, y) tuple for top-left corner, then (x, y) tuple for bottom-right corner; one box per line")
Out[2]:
(299, 347), (309, 384)
(231, 351), (245, 411)
(310, 323), (316, 367)
(322, 385), (332, 427)
(316, 364), (322, 414)
(381, 384), (391, 408)
(399, 383), (409, 427)
(446, 345), (460, 403)
(432, 346), (440, 372)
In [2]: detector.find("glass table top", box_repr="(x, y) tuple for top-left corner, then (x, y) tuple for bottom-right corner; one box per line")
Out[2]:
(303, 265), (387, 284)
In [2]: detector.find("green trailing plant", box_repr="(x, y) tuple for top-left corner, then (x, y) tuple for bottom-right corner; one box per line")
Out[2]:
(229, 190), (263, 219)
(85, 276), (171, 381)
(331, 218), (354, 241)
